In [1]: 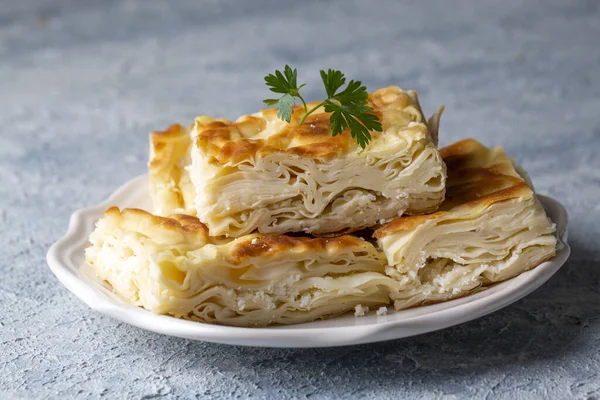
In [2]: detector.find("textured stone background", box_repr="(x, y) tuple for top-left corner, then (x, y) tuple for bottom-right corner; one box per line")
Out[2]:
(1, 0), (599, 399)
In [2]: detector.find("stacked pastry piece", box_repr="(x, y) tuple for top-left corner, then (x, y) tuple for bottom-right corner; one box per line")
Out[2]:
(148, 87), (446, 236)
(86, 86), (557, 326)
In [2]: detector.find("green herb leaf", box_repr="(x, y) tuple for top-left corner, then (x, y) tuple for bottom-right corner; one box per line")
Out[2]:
(320, 69), (346, 99)
(332, 79), (369, 105)
(264, 65), (304, 96)
(323, 101), (381, 149)
(263, 66), (382, 148)
(276, 94), (295, 122)
(263, 65), (308, 120)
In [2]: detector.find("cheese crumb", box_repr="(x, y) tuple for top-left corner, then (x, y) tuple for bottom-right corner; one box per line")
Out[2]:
(300, 294), (311, 308)
(251, 238), (259, 245)
(354, 304), (370, 317)
(376, 306), (388, 316)
(237, 299), (246, 311)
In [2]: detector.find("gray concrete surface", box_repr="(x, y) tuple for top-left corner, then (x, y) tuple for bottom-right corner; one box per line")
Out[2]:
(1, 0), (599, 398)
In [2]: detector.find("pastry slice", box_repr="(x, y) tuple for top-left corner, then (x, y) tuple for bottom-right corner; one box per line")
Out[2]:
(85, 207), (401, 327)
(374, 139), (558, 309)
(148, 123), (196, 216)
(91, 139), (557, 326)
(165, 86), (446, 237)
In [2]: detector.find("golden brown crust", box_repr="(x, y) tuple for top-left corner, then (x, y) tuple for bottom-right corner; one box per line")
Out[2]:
(148, 123), (198, 216)
(101, 207), (370, 259)
(374, 139), (533, 237)
(227, 234), (368, 265)
(148, 124), (189, 172)
(438, 137), (479, 160)
(193, 86), (431, 164)
(102, 207), (209, 245)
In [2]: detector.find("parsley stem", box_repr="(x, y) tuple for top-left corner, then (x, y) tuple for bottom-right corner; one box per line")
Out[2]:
(298, 95), (308, 115)
(298, 102), (325, 126)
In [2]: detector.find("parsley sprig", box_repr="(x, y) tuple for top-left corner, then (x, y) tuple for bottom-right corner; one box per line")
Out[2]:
(263, 66), (382, 149)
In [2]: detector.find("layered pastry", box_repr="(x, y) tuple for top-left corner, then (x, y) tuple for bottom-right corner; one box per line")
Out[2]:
(86, 207), (401, 326)
(374, 139), (558, 309)
(149, 86), (446, 237)
(148, 123), (196, 216)
(87, 139), (557, 326)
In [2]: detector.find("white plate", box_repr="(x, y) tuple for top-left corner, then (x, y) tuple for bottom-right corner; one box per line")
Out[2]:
(47, 175), (570, 348)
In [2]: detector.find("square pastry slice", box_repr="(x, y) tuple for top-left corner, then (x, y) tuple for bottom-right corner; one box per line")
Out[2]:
(188, 86), (446, 237)
(86, 207), (401, 327)
(374, 139), (558, 310)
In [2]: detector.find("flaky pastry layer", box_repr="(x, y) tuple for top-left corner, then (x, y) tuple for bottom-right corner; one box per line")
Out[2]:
(86, 207), (400, 326)
(89, 139), (557, 326)
(149, 86), (446, 237)
(374, 139), (557, 309)
(148, 124), (196, 216)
